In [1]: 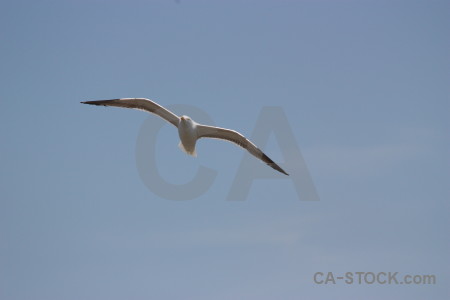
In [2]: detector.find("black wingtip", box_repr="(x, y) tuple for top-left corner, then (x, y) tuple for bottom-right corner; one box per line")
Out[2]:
(261, 153), (288, 175)
(81, 100), (114, 106)
(271, 164), (289, 176)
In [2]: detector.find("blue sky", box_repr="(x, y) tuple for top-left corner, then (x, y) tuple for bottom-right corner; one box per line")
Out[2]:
(1, 0), (449, 299)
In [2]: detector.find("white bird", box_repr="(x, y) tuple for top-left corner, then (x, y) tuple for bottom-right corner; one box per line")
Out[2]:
(81, 98), (288, 175)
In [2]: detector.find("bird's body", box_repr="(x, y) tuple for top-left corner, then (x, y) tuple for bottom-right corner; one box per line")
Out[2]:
(81, 98), (288, 175)
(178, 116), (198, 156)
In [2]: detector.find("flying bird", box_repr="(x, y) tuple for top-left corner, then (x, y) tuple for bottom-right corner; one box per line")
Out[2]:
(81, 98), (288, 175)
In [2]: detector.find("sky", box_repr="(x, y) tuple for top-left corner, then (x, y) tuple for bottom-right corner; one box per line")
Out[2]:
(1, 0), (449, 299)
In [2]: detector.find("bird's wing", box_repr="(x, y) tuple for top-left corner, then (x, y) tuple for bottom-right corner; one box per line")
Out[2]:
(81, 98), (180, 127)
(196, 124), (288, 175)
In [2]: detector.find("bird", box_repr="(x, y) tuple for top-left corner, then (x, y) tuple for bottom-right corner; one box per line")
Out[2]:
(81, 98), (288, 175)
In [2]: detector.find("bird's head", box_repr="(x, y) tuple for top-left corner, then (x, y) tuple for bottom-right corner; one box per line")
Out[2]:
(180, 115), (192, 122)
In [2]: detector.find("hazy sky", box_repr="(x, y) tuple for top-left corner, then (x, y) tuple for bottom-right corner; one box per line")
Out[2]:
(1, 0), (449, 299)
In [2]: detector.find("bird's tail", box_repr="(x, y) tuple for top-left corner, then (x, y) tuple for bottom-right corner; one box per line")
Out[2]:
(178, 141), (197, 157)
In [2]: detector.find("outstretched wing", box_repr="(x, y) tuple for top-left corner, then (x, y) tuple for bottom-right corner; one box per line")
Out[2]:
(196, 124), (288, 175)
(81, 98), (180, 127)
